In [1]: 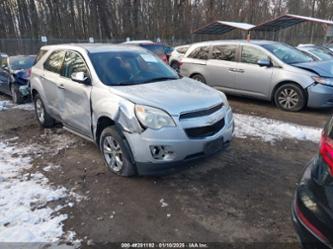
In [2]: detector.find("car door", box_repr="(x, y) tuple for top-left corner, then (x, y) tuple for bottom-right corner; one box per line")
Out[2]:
(59, 50), (93, 138)
(42, 50), (66, 118)
(235, 45), (274, 98)
(206, 44), (239, 91)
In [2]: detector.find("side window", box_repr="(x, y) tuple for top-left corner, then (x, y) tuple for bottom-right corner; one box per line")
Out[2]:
(177, 46), (189, 54)
(34, 49), (48, 65)
(241, 46), (268, 64)
(62, 51), (88, 78)
(211, 45), (237, 61)
(44, 50), (65, 74)
(188, 46), (210, 60)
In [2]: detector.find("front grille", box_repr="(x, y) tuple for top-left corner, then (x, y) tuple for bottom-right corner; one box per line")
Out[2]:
(179, 103), (224, 120)
(185, 118), (225, 139)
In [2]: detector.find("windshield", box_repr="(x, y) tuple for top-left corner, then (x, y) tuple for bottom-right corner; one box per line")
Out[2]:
(304, 46), (333, 61)
(9, 55), (36, 70)
(140, 44), (165, 56)
(262, 43), (313, 64)
(89, 51), (179, 86)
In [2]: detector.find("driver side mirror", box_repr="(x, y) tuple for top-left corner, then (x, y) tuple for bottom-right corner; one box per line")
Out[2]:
(257, 58), (272, 67)
(71, 72), (91, 85)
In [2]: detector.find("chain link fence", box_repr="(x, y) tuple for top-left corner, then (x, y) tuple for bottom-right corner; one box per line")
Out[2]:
(0, 37), (196, 56)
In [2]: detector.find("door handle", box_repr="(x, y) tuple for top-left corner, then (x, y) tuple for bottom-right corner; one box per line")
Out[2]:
(58, 84), (65, 90)
(237, 69), (245, 73)
(228, 68), (237, 72)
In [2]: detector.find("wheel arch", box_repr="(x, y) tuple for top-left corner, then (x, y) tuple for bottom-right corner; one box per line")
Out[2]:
(271, 80), (308, 103)
(95, 115), (136, 166)
(95, 116), (115, 148)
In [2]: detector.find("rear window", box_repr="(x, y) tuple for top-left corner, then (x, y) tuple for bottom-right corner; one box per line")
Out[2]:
(188, 46), (210, 60)
(43, 50), (66, 74)
(211, 45), (237, 61)
(140, 44), (165, 55)
(9, 55), (36, 70)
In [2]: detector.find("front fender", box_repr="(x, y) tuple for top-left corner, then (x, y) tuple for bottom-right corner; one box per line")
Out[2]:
(91, 87), (143, 137)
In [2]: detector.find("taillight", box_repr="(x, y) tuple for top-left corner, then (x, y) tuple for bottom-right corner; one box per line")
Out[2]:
(319, 134), (333, 176)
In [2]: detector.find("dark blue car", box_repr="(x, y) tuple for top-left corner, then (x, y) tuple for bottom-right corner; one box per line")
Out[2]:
(0, 54), (36, 104)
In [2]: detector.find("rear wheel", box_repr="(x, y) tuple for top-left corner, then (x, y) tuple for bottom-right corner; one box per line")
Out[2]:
(11, 84), (24, 104)
(100, 126), (136, 177)
(33, 93), (56, 128)
(191, 74), (206, 84)
(274, 83), (306, 112)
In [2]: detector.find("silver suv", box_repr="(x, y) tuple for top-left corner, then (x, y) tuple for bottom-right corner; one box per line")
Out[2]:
(180, 40), (333, 112)
(30, 44), (234, 176)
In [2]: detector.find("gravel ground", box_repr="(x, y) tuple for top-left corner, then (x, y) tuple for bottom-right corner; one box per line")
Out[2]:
(0, 94), (332, 248)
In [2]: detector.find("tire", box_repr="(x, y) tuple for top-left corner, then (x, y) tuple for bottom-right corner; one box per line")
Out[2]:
(100, 126), (136, 177)
(274, 83), (306, 112)
(33, 93), (56, 128)
(10, 84), (24, 104)
(191, 74), (206, 84)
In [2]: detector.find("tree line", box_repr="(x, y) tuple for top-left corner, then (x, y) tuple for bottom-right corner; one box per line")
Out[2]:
(0, 0), (332, 45)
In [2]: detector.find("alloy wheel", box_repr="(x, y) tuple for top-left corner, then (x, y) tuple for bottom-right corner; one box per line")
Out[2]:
(103, 136), (124, 172)
(278, 88), (299, 110)
(35, 98), (45, 124)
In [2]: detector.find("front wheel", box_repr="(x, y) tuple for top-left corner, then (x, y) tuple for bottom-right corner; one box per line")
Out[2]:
(191, 74), (206, 84)
(100, 127), (136, 177)
(33, 93), (56, 128)
(274, 83), (306, 112)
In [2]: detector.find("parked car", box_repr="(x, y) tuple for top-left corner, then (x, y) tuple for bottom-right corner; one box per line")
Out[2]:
(123, 40), (169, 63)
(30, 44), (234, 176)
(180, 40), (333, 112)
(0, 54), (36, 103)
(297, 44), (333, 61)
(292, 117), (333, 249)
(324, 43), (333, 52)
(169, 45), (191, 71)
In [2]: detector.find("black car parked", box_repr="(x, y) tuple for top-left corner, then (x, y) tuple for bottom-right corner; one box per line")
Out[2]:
(292, 117), (333, 249)
(0, 54), (36, 103)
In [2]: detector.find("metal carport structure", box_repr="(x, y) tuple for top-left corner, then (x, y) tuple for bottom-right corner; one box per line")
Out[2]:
(192, 14), (333, 42)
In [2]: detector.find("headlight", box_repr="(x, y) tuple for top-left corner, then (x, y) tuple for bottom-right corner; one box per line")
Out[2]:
(135, 105), (176, 130)
(219, 91), (230, 108)
(312, 76), (333, 87)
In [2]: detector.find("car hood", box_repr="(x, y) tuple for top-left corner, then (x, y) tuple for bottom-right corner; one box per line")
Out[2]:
(110, 77), (223, 115)
(294, 60), (333, 77)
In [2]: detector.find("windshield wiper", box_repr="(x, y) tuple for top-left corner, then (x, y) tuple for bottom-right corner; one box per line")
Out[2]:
(141, 77), (179, 84)
(111, 77), (179, 86)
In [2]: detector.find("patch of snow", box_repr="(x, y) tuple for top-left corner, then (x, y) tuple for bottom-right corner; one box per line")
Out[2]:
(43, 164), (61, 172)
(0, 140), (80, 243)
(13, 103), (34, 111)
(234, 113), (322, 143)
(0, 100), (11, 111)
(0, 100), (34, 112)
(160, 198), (169, 208)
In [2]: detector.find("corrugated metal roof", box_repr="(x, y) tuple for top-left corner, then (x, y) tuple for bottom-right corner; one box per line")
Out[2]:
(193, 21), (255, 35)
(252, 14), (333, 32)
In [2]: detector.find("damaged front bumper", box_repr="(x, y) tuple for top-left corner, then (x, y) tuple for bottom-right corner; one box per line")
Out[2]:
(124, 107), (234, 175)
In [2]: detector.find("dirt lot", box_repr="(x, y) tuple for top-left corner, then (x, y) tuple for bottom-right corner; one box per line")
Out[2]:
(0, 94), (332, 248)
